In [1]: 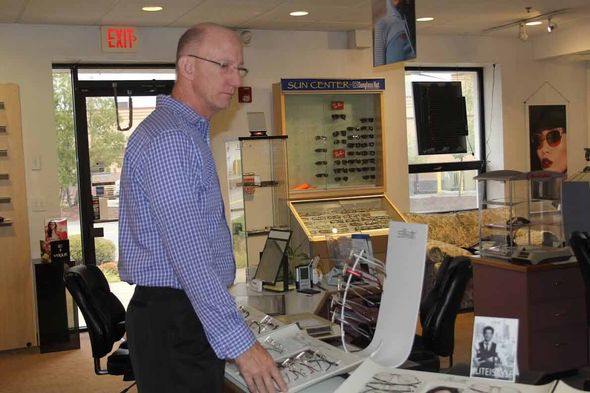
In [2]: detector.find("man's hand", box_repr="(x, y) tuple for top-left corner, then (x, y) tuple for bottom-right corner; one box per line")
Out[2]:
(235, 341), (288, 393)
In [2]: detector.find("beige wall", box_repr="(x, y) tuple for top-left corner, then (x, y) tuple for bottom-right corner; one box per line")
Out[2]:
(0, 23), (587, 258)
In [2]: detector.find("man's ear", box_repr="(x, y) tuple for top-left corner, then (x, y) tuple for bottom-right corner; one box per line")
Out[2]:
(177, 56), (195, 81)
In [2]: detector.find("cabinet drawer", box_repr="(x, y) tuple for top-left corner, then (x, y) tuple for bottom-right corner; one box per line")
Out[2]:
(529, 326), (587, 372)
(529, 298), (586, 331)
(528, 268), (584, 303)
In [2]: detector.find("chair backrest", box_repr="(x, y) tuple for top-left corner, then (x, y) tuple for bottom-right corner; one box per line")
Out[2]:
(569, 231), (590, 324)
(420, 256), (472, 357)
(64, 264), (126, 359)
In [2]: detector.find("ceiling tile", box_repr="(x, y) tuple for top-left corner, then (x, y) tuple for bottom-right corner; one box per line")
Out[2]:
(100, 0), (202, 27)
(19, 0), (118, 25)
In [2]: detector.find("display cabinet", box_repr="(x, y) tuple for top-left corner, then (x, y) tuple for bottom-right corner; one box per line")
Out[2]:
(289, 195), (404, 271)
(0, 84), (36, 351)
(226, 136), (289, 280)
(475, 170), (530, 259)
(528, 170), (565, 247)
(273, 79), (386, 200)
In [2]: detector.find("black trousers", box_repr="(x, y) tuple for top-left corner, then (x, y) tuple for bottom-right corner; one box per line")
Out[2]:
(126, 286), (225, 393)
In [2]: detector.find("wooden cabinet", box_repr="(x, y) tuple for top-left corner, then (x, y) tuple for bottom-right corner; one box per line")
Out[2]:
(0, 84), (36, 350)
(472, 257), (587, 373)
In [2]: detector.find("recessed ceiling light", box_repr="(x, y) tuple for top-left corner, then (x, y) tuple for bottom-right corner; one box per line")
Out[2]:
(416, 17), (434, 22)
(142, 6), (163, 12)
(289, 11), (309, 17)
(525, 21), (543, 26)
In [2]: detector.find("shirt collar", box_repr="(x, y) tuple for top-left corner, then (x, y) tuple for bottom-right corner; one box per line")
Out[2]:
(156, 95), (210, 143)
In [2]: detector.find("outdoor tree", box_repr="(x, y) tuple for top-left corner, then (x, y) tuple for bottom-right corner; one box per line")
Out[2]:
(53, 72), (126, 207)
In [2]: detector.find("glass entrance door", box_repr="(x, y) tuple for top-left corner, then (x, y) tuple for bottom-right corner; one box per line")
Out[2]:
(74, 76), (174, 312)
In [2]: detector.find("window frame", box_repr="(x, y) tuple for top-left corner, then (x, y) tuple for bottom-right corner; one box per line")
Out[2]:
(405, 66), (486, 212)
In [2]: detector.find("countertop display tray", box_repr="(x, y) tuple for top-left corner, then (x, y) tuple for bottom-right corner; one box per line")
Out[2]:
(225, 323), (362, 393)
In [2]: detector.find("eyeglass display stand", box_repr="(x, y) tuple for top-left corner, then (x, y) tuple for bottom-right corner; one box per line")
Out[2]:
(0, 83), (36, 351)
(475, 170), (530, 259)
(225, 135), (289, 283)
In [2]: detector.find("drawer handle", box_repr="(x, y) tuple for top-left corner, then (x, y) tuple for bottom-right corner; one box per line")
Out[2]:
(553, 312), (567, 317)
(553, 281), (564, 287)
(554, 342), (567, 348)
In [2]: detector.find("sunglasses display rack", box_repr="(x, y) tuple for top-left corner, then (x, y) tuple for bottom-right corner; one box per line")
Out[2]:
(224, 323), (363, 393)
(273, 81), (385, 200)
(475, 170), (567, 260)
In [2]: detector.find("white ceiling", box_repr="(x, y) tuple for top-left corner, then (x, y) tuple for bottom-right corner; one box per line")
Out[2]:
(1, 0), (590, 38)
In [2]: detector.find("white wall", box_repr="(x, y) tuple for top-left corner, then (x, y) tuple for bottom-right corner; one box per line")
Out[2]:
(0, 23), (587, 258)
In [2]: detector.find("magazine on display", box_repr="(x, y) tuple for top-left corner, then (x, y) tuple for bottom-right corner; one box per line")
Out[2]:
(470, 316), (519, 382)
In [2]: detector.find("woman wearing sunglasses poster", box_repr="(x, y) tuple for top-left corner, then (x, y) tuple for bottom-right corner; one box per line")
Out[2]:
(529, 105), (567, 174)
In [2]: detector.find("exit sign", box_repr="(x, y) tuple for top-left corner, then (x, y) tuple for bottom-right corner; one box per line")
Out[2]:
(101, 26), (139, 52)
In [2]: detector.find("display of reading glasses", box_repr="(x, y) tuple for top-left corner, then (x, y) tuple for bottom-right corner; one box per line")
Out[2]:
(334, 221), (428, 393)
(0, 174), (9, 180)
(0, 149), (7, 157)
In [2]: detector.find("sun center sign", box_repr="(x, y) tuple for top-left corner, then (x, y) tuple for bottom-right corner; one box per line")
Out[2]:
(101, 26), (139, 53)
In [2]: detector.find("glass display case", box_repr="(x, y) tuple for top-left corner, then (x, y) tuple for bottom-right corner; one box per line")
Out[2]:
(288, 195), (404, 270)
(226, 136), (289, 280)
(475, 170), (530, 259)
(528, 170), (566, 247)
(273, 80), (385, 199)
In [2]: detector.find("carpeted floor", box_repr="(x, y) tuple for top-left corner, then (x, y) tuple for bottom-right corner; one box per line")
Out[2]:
(0, 333), (137, 393)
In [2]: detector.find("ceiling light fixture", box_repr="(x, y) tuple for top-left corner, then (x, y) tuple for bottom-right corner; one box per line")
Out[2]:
(482, 8), (568, 34)
(518, 23), (528, 41)
(525, 21), (543, 26)
(547, 17), (557, 32)
(142, 6), (163, 12)
(416, 17), (434, 22)
(289, 11), (309, 17)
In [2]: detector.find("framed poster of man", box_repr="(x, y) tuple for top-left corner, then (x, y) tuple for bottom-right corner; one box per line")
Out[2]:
(529, 105), (567, 174)
(372, 0), (416, 66)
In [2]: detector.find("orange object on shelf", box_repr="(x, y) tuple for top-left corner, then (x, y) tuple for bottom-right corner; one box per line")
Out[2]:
(292, 183), (315, 190)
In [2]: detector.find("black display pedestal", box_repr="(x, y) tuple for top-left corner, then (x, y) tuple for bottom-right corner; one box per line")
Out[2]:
(33, 259), (80, 353)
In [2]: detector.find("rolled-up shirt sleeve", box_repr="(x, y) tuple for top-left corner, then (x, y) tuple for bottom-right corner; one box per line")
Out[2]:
(142, 129), (255, 359)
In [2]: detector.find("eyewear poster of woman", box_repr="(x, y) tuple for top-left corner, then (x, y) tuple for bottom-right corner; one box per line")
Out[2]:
(372, 0), (416, 66)
(470, 316), (518, 382)
(529, 105), (567, 174)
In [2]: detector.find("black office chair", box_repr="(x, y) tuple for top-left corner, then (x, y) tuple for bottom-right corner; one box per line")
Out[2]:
(64, 264), (135, 391)
(407, 256), (473, 371)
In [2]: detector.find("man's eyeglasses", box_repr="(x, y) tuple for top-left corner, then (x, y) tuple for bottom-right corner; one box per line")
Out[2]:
(185, 54), (248, 77)
(532, 128), (564, 149)
(360, 118), (374, 123)
(332, 114), (346, 120)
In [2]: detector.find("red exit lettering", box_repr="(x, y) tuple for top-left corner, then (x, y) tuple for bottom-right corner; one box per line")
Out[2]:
(107, 28), (137, 49)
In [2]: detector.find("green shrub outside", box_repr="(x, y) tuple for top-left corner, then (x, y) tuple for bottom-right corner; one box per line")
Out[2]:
(69, 234), (116, 265)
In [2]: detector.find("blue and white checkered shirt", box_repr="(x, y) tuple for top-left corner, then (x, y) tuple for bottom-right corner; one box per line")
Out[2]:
(118, 95), (255, 359)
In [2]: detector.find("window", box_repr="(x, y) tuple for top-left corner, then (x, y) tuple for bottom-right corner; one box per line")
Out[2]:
(405, 67), (485, 212)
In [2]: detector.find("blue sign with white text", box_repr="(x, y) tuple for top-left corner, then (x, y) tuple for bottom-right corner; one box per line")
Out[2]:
(281, 79), (385, 91)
